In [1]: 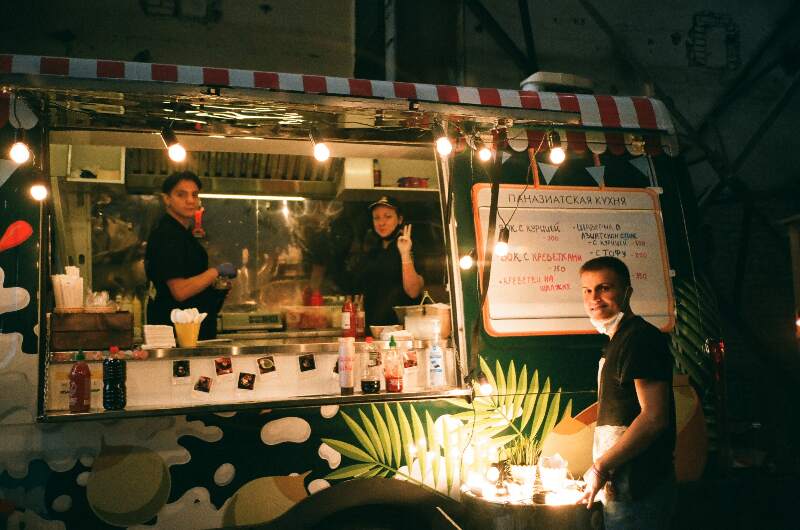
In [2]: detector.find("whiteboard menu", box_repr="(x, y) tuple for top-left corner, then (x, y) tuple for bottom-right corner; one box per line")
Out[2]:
(472, 185), (675, 335)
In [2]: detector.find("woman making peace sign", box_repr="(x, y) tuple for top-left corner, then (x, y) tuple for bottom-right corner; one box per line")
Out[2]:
(358, 196), (424, 331)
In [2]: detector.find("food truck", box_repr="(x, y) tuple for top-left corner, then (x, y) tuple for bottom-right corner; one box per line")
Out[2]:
(0, 53), (715, 528)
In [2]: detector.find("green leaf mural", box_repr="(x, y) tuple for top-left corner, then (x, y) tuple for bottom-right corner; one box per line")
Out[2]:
(322, 357), (572, 498)
(669, 275), (721, 448)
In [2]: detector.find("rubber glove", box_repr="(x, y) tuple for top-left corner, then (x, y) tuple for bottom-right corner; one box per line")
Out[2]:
(216, 262), (237, 279)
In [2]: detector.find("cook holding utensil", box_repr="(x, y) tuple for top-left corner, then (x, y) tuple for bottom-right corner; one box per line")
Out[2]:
(145, 171), (236, 340)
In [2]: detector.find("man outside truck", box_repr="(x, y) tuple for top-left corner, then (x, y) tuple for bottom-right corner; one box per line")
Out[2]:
(578, 256), (676, 529)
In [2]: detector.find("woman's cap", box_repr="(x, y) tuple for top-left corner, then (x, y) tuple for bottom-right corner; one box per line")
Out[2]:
(368, 195), (401, 212)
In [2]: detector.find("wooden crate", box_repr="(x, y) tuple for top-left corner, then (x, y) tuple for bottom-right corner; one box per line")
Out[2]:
(50, 311), (133, 351)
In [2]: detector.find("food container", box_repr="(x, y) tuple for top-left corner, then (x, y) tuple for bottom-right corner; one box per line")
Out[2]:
(393, 296), (451, 338)
(283, 305), (338, 330)
(405, 314), (444, 339)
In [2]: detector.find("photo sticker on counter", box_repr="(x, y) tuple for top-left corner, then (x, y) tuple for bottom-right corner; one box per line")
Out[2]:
(257, 356), (276, 374)
(173, 360), (190, 378)
(237, 372), (256, 390)
(194, 376), (213, 393)
(214, 357), (233, 376)
(299, 354), (316, 372)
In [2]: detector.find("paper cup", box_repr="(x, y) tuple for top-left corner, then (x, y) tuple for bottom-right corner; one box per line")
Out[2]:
(174, 322), (201, 348)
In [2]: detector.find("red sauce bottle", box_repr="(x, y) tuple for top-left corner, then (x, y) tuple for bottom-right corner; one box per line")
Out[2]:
(69, 350), (91, 413)
(341, 295), (356, 338)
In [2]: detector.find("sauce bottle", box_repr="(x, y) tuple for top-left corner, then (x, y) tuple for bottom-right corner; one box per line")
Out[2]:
(69, 350), (91, 413)
(373, 159), (381, 187)
(341, 295), (356, 338)
(384, 335), (404, 393)
(354, 294), (366, 339)
(338, 337), (355, 395)
(103, 346), (127, 411)
(360, 337), (381, 394)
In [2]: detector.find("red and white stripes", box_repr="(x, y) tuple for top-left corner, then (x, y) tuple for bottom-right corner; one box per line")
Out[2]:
(0, 54), (678, 154)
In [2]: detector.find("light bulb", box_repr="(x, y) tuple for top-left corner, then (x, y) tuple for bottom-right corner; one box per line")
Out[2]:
(459, 253), (474, 270)
(549, 146), (566, 165)
(168, 143), (186, 162)
(313, 142), (330, 161)
(478, 146), (492, 161)
(436, 136), (453, 156)
(9, 141), (31, 164)
(30, 184), (48, 201)
(494, 241), (509, 257)
(479, 382), (493, 396)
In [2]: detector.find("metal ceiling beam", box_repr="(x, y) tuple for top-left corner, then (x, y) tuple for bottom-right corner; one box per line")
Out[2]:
(517, 0), (538, 73)
(698, 70), (800, 210)
(696, 2), (800, 135)
(465, 0), (532, 73)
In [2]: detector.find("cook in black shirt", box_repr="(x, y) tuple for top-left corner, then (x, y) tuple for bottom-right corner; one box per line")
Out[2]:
(357, 196), (424, 331)
(145, 171), (236, 340)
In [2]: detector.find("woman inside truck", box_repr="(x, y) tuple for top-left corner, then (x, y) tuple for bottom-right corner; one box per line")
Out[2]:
(144, 171), (237, 340)
(356, 196), (424, 331)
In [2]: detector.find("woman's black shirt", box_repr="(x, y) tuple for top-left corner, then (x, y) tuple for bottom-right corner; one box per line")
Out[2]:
(144, 214), (224, 339)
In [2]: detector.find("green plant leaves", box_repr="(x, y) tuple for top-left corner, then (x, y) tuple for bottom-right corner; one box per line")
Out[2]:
(322, 357), (572, 493)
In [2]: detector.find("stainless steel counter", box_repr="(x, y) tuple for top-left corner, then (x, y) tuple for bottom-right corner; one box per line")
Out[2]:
(142, 337), (452, 359)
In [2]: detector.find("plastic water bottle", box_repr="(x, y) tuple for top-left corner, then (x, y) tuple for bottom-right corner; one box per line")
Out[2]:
(102, 352), (127, 411)
(428, 341), (444, 389)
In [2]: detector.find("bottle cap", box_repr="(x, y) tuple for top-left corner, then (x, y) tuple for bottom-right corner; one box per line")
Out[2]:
(109, 345), (120, 354)
(365, 336), (373, 343)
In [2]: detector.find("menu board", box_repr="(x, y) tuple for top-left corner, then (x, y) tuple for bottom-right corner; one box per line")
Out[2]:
(472, 185), (675, 335)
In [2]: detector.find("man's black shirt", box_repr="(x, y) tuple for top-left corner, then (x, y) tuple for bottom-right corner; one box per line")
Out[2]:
(145, 214), (224, 339)
(598, 314), (676, 499)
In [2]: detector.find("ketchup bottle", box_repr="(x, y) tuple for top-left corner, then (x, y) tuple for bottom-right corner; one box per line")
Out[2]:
(341, 295), (356, 338)
(69, 350), (91, 413)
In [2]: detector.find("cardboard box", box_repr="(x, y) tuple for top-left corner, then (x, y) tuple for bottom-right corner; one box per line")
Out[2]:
(50, 311), (133, 350)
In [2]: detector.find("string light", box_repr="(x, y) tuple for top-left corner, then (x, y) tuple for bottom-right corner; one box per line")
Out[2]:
(30, 183), (48, 201)
(459, 249), (476, 270)
(547, 130), (565, 165)
(309, 130), (330, 162)
(474, 136), (492, 162)
(434, 123), (453, 156)
(494, 226), (510, 257)
(161, 128), (186, 162)
(9, 140), (31, 164)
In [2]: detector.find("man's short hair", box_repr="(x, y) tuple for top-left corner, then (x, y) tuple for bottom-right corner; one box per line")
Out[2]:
(579, 256), (631, 287)
(162, 171), (202, 194)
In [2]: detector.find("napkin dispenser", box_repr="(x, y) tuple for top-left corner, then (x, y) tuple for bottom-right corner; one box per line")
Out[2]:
(50, 311), (133, 351)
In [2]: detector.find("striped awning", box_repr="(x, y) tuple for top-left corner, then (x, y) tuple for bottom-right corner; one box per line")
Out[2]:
(0, 53), (679, 156)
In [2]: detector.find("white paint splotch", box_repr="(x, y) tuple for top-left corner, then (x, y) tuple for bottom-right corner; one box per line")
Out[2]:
(317, 442), (341, 469)
(129, 487), (224, 530)
(0, 268), (29, 320)
(213, 463), (236, 486)
(51, 495), (72, 513)
(320, 405), (339, 419)
(6, 510), (66, 530)
(260, 417), (311, 445)
(307, 479), (330, 495)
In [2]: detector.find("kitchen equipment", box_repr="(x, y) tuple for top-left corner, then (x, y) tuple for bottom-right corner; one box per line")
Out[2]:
(218, 311), (283, 332)
(393, 291), (451, 338)
(370, 324), (402, 338)
(283, 306), (339, 330)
